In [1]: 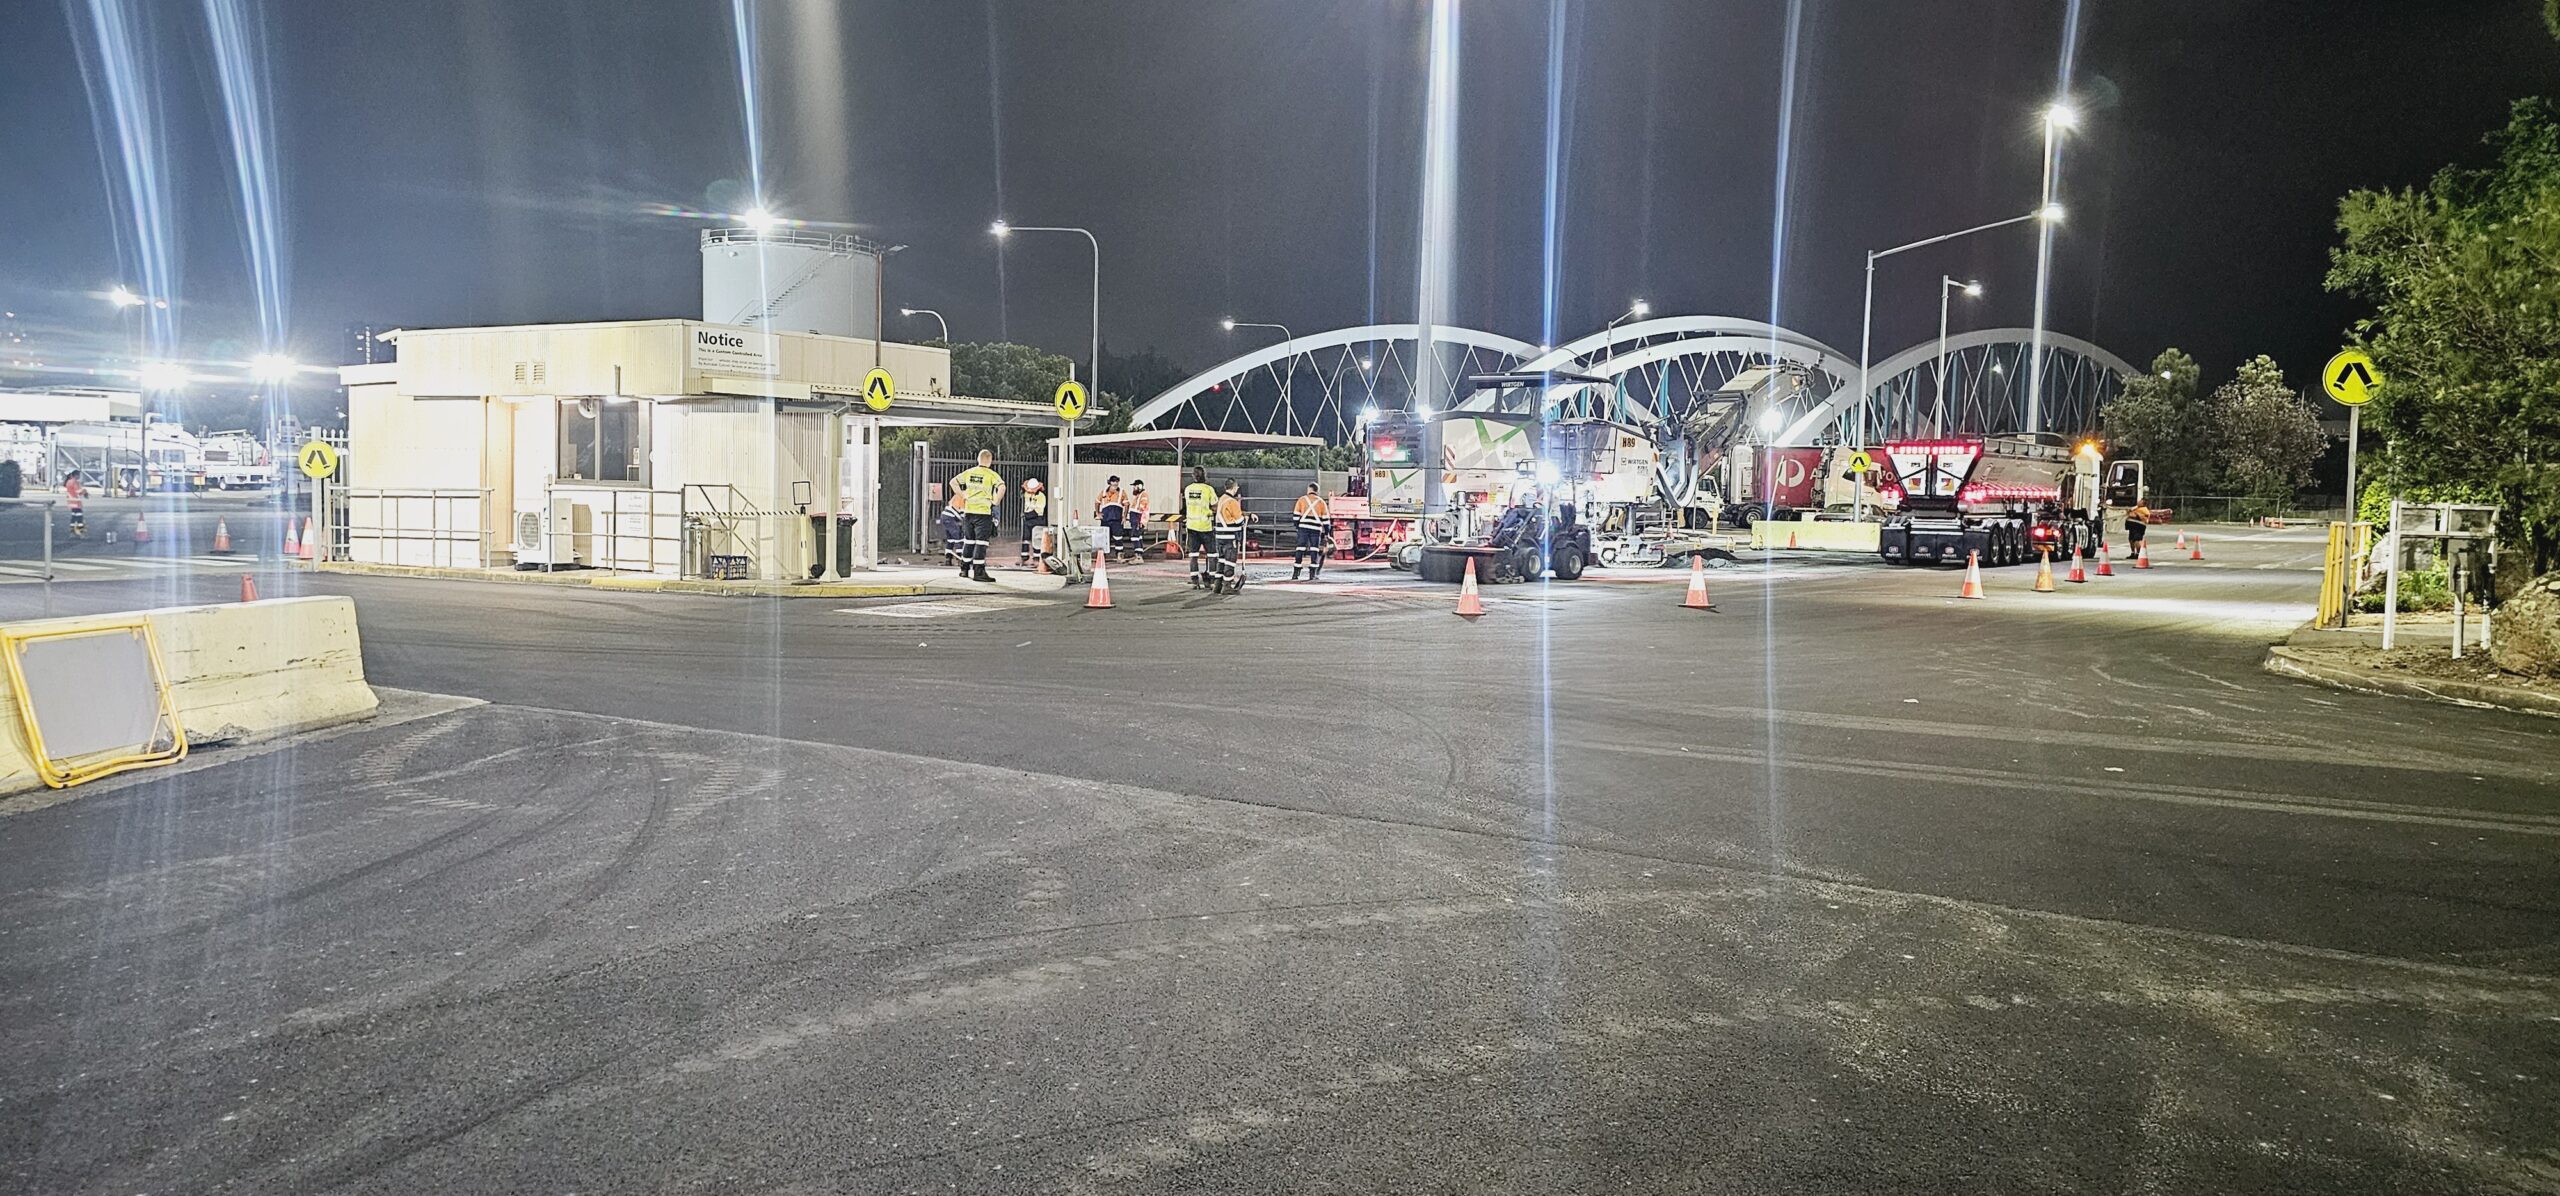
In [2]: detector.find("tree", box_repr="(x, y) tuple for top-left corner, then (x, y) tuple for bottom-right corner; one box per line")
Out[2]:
(2328, 99), (2560, 570)
(2102, 349), (2208, 493)
(2202, 356), (2327, 502)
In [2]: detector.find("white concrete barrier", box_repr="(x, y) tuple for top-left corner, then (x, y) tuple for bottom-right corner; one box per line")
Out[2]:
(0, 597), (379, 794)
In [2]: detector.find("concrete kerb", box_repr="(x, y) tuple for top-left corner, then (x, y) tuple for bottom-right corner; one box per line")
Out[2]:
(315, 560), (1067, 599)
(0, 596), (382, 795)
(2262, 642), (2560, 721)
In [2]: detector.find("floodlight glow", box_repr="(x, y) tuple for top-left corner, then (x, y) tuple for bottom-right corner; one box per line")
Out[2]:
(250, 353), (299, 383)
(137, 361), (187, 392)
(1629, 300), (1650, 317)
(741, 206), (780, 232)
(2038, 203), (2066, 223)
(988, 220), (1011, 237)
(2044, 101), (2082, 130)
(108, 286), (144, 309)
(1962, 281), (1983, 297)
(1220, 318), (1237, 331)
(1757, 407), (1784, 434)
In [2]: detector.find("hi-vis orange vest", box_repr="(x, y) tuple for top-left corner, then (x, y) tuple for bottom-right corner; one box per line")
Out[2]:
(1293, 493), (1329, 529)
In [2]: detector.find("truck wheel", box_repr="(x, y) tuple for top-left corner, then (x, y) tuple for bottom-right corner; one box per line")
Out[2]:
(1552, 543), (1587, 581)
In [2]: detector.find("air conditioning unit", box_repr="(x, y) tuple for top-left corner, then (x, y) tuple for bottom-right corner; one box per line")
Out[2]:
(511, 497), (592, 569)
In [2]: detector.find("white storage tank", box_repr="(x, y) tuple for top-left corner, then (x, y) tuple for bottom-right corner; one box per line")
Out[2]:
(700, 227), (883, 339)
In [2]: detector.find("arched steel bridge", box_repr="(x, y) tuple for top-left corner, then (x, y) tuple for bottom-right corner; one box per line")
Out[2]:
(1129, 317), (2138, 448)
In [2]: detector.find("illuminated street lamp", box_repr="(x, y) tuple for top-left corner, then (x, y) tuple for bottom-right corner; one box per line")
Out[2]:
(741, 205), (782, 233)
(1934, 278), (1983, 437)
(991, 218), (1100, 569)
(109, 286), (144, 309)
(1221, 318), (1296, 431)
(898, 307), (950, 343)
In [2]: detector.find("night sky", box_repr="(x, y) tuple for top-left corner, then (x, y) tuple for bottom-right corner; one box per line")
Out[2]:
(6, 1), (2556, 401)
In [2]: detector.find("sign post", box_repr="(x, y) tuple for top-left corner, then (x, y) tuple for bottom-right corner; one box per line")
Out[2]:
(2322, 348), (2377, 520)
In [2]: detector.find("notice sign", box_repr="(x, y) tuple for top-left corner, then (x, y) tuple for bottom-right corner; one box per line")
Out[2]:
(689, 325), (777, 374)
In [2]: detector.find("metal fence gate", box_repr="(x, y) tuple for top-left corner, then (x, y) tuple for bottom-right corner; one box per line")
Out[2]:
(901, 447), (1046, 555)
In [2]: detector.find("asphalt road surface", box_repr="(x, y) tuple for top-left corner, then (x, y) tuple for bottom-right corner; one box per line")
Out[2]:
(1, 528), (2555, 1194)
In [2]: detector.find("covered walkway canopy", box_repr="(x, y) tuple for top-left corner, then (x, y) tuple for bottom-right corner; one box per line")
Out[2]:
(1048, 429), (1325, 473)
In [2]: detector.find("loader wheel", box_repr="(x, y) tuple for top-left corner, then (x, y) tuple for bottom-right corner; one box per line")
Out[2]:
(1552, 543), (1587, 581)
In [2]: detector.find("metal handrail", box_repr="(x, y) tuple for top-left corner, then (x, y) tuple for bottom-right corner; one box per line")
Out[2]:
(343, 488), (493, 569)
(547, 483), (684, 574)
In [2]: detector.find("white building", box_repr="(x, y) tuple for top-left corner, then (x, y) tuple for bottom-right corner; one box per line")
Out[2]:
(339, 318), (1058, 580)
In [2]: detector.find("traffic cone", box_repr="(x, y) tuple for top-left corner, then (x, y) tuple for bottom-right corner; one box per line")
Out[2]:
(282, 517), (300, 558)
(2095, 543), (2116, 576)
(2066, 550), (2088, 584)
(297, 517), (316, 562)
(1084, 550), (1114, 609)
(132, 512), (151, 544)
(212, 518), (234, 555)
(1787, 528), (1799, 549)
(2033, 550), (2056, 592)
(1682, 554), (1716, 610)
(2189, 534), (2204, 561)
(1958, 550), (1986, 599)
(1454, 557), (1486, 619)
(240, 574), (258, 603)
(2174, 530), (2188, 550)
(2135, 543), (2153, 570)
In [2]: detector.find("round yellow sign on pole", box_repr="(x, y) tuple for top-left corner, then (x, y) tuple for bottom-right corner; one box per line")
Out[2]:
(1845, 450), (1875, 474)
(297, 440), (340, 480)
(1054, 379), (1088, 422)
(862, 367), (896, 413)
(2322, 349), (2379, 406)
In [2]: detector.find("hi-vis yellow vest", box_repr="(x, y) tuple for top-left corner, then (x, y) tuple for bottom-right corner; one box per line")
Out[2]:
(1183, 483), (1217, 531)
(953, 466), (1003, 515)
(1022, 490), (1048, 517)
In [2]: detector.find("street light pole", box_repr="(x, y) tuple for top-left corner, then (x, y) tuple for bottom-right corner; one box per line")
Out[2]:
(1936, 277), (1981, 438)
(2029, 101), (2079, 442)
(991, 222), (1098, 568)
(1221, 319), (1294, 433)
(899, 307), (950, 344)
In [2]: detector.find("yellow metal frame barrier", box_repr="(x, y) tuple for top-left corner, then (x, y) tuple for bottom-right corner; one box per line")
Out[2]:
(2, 621), (188, 788)
(2317, 521), (2372, 630)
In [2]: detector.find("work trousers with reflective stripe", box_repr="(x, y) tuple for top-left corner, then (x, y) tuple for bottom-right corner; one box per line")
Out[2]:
(1294, 524), (1325, 572)
(1186, 527), (1216, 583)
(1020, 515), (1045, 562)
(1213, 523), (1243, 580)
(962, 513), (996, 571)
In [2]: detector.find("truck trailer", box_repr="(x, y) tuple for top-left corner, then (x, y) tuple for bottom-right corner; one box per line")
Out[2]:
(1874, 437), (2144, 566)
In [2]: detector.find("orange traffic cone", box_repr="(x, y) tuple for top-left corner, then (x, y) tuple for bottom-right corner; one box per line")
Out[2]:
(2189, 534), (2203, 561)
(1084, 550), (1114, 609)
(1787, 528), (1799, 549)
(2033, 550), (2056, 592)
(297, 517), (316, 562)
(2174, 530), (2188, 550)
(2065, 549), (2088, 584)
(1454, 556), (1486, 619)
(2135, 543), (2153, 569)
(1958, 550), (1986, 599)
(2095, 543), (2116, 576)
(282, 517), (300, 558)
(212, 518), (234, 555)
(132, 512), (151, 544)
(1682, 554), (1716, 610)
(240, 574), (258, 603)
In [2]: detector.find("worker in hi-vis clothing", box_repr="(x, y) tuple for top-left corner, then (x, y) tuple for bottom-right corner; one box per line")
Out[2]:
(950, 449), (1005, 582)
(1124, 481), (1152, 564)
(1290, 483), (1329, 581)
(1182, 468), (1218, 590)
(1212, 479), (1248, 594)
(1095, 476), (1127, 563)
(63, 474), (87, 539)
(1017, 478), (1047, 566)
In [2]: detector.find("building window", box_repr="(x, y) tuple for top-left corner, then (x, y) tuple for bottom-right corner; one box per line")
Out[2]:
(558, 398), (649, 483)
